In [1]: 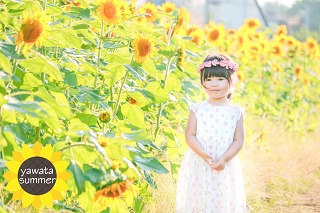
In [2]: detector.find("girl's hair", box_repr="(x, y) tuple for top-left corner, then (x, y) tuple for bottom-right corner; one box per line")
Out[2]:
(199, 53), (238, 100)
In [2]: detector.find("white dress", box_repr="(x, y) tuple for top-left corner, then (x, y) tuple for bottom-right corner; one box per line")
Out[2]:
(176, 101), (246, 213)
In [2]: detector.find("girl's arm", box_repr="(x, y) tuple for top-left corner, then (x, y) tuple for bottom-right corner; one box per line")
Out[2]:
(185, 109), (213, 165)
(212, 110), (245, 171)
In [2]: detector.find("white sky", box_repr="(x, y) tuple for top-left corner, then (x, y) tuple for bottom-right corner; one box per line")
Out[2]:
(257, 0), (296, 7)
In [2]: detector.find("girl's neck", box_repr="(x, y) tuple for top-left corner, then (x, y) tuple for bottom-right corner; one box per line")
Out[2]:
(207, 98), (230, 106)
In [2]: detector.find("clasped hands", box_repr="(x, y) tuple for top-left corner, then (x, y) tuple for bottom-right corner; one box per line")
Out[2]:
(202, 153), (226, 172)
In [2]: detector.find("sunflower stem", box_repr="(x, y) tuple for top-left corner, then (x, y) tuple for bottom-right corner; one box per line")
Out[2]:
(154, 56), (173, 139)
(58, 142), (95, 152)
(42, 0), (47, 10)
(112, 54), (134, 121)
(91, 21), (104, 110)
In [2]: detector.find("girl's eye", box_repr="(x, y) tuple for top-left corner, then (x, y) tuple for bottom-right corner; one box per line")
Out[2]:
(205, 78), (211, 81)
(218, 78), (224, 81)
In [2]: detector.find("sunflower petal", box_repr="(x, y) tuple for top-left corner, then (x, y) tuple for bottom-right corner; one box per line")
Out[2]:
(40, 144), (53, 159)
(51, 189), (62, 200)
(53, 161), (69, 173)
(12, 151), (24, 162)
(5, 179), (21, 192)
(12, 189), (24, 200)
(32, 196), (42, 210)
(57, 171), (72, 180)
(3, 171), (17, 181)
(22, 144), (34, 160)
(50, 151), (62, 163)
(22, 192), (34, 208)
(52, 179), (68, 191)
(5, 161), (21, 174)
(32, 142), (42, 156)
(40, 192), (53, 207)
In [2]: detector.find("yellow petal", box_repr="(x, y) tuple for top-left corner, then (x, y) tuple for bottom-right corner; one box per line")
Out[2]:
(22, 144), (34, 160)
(5, 161), (21, 174)
(3, 171), (17, 181)
(12, 151), (24, 163)
(32, 142), (43, 156)
(40, 192), (53, 207)
(6, 179), (21, 192)
(57, 171), (71, 180)
(40, 144), (53, 159)
(32, 196), (42, 210)
(51, 189), (62, 200)
(53, 161), (69, 173)
(52, 179), (68, 191)
(22, 192), (34, 208)
(50, 151), (62, 163)
(12, 189), (23, 200)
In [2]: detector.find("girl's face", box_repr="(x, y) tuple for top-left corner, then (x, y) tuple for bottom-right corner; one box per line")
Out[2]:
(203, 76), (230, 100)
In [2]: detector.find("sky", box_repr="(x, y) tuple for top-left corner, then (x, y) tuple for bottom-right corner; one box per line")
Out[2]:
(257, 0), (296, 7)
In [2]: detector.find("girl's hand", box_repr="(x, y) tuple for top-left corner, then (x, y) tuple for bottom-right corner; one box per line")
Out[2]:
(202, 153), (214, 167)
(212, 157), (227, 172)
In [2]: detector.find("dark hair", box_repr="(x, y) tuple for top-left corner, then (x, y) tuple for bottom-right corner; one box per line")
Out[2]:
(199, 53), (238, 99)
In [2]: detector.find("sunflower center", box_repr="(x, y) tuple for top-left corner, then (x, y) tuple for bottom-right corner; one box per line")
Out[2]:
(138, 39), (151, 57)
(103, 2), (117, 19)
(248, 21), (256, 28)
(209, 29), (219, 41)
(22, 20), (43, 43)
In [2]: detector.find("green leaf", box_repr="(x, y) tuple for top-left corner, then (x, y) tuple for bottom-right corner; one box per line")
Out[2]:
(0, 42), (24, 60)
(62, 7), (91, 19)
(75, 112), (97, 126)
(68, 161), (86, 195)
(122, 130), (153, 144)
(134, 156), (168, 174)
(141, 57), (157, 79)
(63, 70), (78, 87)
(105, 63), (126, 86)
(124, 64), (145, 82)
(141, 170), (157, 189)
(121, 103), (145, 128)
(84, 168), (105, 184)
(19, 56), (63, 81)
(3, 101), (48, 119)
(0, 52), (11, 73)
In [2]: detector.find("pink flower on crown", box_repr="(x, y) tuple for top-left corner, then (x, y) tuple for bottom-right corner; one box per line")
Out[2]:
(211, 59), (219, 66)
(204, 61), (211, 67)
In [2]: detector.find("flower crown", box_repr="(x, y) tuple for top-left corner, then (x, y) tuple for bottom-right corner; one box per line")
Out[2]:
(197, 59), (238, 73)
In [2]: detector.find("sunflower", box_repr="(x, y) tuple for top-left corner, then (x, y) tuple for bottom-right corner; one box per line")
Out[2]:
(244, 18), (261, 30)
(97, 0), (122, 25)
(119, 1), (130, 21)
(294, 66), (303, 78)
(206, 24), (226, 45)
(176, 7), (189, 29)
(270, 43), (283, 56)
(99, 111), (111, 123)
(95, 179), (137, 206)
(15, 10), (50, 53)
(4, 142), (70, 209)
(161, 2), (175, 13)
(177, 42), (185, 67)
(276, 25), (287, 36)
(190, 28), (204, 46)
(305, 37), (319, 57)
(132, 34), (154, 64)
(138, 2), (157, 22)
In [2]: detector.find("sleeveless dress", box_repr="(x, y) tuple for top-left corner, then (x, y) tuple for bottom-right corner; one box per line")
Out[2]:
(176, 101), (246, 213)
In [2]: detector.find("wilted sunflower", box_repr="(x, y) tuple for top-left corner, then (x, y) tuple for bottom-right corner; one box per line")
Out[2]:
(161, 2), (175, 13)
(16, 10), (50, 53)
(95, 179), (137, 206)
(138, 2), (157, 22)
(132, 34), (154, 64)
(97, 0), (122, 25)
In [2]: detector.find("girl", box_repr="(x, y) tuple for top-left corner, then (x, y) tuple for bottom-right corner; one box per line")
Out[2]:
(176, 53), (246, 212)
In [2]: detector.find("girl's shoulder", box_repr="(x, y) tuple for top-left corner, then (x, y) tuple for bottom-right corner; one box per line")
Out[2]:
(189, 101), (207, 113)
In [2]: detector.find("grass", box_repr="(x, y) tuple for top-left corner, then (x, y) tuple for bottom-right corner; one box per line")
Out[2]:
(144, 117), (320, 213)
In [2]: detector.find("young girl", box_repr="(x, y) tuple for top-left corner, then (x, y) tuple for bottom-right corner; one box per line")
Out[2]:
(176, 53), (246, 212)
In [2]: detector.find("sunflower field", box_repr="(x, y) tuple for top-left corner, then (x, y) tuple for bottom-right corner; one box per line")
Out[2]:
(0, 0), (319, 212)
